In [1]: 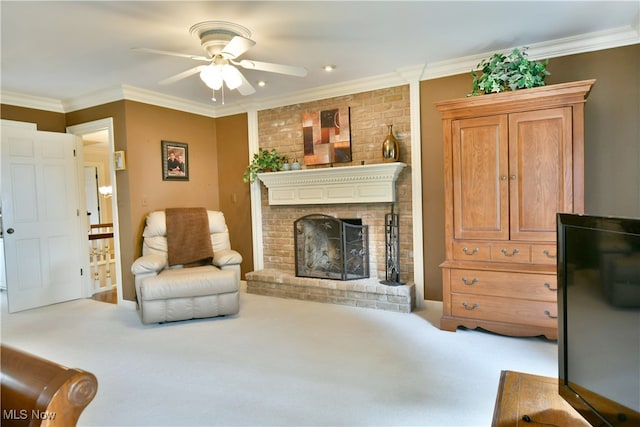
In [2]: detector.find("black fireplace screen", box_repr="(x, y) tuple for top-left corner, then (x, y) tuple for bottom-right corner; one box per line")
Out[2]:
(294, 214), (369, 280)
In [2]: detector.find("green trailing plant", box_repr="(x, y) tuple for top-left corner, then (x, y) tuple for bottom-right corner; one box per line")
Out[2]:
(469, 47), (550, 96)
(243, 148), (287, 183)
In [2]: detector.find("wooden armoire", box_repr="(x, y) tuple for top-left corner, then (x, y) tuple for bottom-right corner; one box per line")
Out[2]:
(436, 79), (595, 339)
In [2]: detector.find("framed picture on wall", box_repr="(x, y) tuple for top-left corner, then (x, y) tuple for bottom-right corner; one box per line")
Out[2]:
(161, 140), (189, 181)
(302, 106), (352, 166)
(114, 150), (126, 171)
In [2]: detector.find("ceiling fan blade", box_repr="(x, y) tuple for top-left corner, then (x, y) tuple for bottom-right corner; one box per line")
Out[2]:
(159, 65), (206, 85)
(234, 59), (308, 77)
(132, 47), (210, 62)
(236, 72), (256, 96)
(221, 36), (256, 59)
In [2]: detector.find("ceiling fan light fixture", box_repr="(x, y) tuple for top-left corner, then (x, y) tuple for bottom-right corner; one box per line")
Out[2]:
(199, 64), (223, 90)
(221, 63), (243, 89)
(142, 20), (303, 99)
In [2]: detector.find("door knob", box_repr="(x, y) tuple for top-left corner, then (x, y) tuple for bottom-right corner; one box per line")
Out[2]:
(6, 228), (14, 234)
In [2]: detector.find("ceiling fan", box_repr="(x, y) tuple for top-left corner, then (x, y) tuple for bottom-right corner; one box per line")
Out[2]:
(134, 21), (308, 100)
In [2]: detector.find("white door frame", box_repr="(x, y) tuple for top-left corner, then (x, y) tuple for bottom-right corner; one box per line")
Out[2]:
(67, 118), (124, 305)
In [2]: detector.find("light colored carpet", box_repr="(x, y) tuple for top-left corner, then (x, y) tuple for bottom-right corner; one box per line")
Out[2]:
(0, 289), (557, 427)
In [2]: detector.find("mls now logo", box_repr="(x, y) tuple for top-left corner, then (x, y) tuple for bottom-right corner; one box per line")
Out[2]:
(3, 409), (56, 421)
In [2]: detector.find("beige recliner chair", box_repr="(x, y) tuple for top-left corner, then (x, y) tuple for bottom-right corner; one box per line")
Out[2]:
(131, 208), (242, 324)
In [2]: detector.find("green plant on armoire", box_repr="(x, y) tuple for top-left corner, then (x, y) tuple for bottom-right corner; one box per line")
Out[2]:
(469, 47), (550, 96)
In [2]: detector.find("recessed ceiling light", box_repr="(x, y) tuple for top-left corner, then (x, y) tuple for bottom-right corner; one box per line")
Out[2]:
(257, 80), (267, 87)
(323, 64), (336, 72)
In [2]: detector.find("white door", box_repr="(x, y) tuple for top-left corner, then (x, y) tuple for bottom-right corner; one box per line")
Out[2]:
(1, 126), (87, 312)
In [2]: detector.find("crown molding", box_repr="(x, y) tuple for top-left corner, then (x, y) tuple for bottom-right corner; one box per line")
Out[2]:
(58, 85), (219, 118)
(2, 24), (637, 117)
(244, 69), (415, 113)
(422, 24), (639, 80)
(0, 91), (65, 113)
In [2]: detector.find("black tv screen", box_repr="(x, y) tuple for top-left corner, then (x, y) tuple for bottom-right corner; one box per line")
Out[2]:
(558, 213), (640, 426)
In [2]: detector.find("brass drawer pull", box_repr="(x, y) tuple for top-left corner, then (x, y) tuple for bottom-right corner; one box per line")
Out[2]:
(462, 247), (479, 256)
(461, 277), (478, 286)
(544, 282), (557, 292)
(544, 310), (558, 319)
(462, 302), (479, 311)
(500, 248), (520, 257)
(543, 250), (556, 259)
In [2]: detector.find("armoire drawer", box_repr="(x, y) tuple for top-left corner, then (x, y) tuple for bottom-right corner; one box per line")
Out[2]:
(450, 294), (558, 328)
(530, 244), (557, 265)
(452, 241), (491, 261)
(452, 241), (558, 265)
(449, 269), (557, 301)
(490, 243), (531, 263)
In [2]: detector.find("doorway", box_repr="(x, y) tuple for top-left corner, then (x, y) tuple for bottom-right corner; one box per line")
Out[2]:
(67, 119), (123, 305)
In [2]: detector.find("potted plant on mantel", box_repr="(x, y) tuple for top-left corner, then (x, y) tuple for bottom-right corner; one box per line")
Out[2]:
(469, 47), (550, 96)
(242, 148), (288, 183)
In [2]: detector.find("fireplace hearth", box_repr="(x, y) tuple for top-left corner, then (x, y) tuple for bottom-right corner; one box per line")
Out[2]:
(294, 214), (369, 281)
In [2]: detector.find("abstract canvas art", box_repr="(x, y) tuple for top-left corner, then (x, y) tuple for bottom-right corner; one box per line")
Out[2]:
(302, 107), (351, 166)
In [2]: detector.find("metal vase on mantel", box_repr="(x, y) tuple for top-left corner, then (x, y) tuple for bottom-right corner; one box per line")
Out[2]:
(381, 124), (400, 162)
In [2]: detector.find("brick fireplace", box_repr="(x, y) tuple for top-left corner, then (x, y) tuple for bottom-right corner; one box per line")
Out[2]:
(245, 86), (415, 312)
(245, 163), (415, 313)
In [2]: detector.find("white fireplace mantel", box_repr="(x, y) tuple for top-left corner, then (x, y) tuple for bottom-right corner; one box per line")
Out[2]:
(257, 162), (406, 205)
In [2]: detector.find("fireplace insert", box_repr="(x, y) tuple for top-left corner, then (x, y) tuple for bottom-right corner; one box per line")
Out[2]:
(294, 214), (369, 280)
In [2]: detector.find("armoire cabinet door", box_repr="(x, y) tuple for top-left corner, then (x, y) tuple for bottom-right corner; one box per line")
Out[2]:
(509, 107), (573, 241)
(452, 115), (509, 240)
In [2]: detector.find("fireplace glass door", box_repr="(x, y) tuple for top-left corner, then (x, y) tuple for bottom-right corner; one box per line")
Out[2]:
(294, 214), (369, 280)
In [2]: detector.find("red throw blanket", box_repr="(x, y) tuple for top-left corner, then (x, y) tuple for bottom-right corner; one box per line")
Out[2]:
(165, 207), (213, 267)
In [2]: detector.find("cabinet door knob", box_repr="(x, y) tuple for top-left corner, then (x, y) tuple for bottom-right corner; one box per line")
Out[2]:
(500, 175), (508, 181)
(510, 175), (517, 180)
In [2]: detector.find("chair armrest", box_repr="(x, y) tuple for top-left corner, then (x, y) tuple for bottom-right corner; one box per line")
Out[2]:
(212, 249), (243, 268)
(131, 253), (168, 275)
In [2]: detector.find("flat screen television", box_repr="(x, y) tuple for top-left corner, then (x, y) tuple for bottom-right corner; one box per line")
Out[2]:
(557, 213), (640, 426)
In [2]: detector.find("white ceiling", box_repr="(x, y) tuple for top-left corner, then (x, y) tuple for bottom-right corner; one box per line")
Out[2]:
(1, 1), (639, 116)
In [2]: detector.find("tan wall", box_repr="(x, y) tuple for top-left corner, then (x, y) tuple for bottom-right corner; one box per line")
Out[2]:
(68, 101), (225, 301)
(257, 86), (414, 282)
(1, 105), (66, 132)
(420, 44), (640, 301)
(545, 45), (640, 217)
(420, 73), (469, 300)
(122, 101), (221, 300)
(215, 114), (254, 278)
